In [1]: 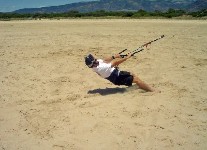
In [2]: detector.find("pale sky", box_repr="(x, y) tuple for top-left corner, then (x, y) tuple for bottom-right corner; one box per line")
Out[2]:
(0, 0), (97, 12)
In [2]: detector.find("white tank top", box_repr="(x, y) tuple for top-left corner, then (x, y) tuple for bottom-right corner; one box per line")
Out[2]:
(92, 59), (115, 78)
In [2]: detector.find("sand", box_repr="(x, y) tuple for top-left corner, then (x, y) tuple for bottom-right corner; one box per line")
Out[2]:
(0, 19), (207, 150)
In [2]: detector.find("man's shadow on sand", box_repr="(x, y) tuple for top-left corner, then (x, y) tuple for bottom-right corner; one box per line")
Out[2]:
(88, 85), (138, 96)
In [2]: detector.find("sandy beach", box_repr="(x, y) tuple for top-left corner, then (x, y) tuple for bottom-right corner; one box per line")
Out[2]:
(0, 19), (207, 150)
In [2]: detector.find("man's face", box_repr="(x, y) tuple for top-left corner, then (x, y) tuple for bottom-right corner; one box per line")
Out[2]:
(92, 59), (99, 67)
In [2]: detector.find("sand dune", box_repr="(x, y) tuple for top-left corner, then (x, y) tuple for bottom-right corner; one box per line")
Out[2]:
(0, 19), (207, 150)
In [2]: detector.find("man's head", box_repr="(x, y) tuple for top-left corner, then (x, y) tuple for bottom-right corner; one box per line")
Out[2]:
(85, 54), (97, 68)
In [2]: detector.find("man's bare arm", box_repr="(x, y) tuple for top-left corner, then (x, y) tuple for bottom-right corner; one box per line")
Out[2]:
(103, 53), (121, 63)
(111, 54), (131, 67)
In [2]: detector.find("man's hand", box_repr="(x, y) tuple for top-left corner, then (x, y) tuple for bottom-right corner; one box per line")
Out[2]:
(125, 53), (132, 59)
(111, 52), (132, 67)
(113, 53), (121, 59)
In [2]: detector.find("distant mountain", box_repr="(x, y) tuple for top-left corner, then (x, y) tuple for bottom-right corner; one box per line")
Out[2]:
(188, 0), (207, 11)
(14, 0), (206, 14)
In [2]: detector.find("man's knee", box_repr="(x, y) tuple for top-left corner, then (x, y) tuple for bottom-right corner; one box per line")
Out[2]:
(131, 73), (141, 83)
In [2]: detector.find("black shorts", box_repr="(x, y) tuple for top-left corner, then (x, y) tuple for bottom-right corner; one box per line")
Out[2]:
(106, 69), (134, 86)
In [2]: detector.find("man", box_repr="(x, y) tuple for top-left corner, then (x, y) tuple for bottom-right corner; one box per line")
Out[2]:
(85, 53), (155, 92)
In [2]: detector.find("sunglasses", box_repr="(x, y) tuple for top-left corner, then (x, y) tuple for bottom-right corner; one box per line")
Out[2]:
(91, 59), (98, 67)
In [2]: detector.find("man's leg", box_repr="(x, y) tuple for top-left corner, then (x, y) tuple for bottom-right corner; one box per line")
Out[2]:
(131, 73), (155, 92)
